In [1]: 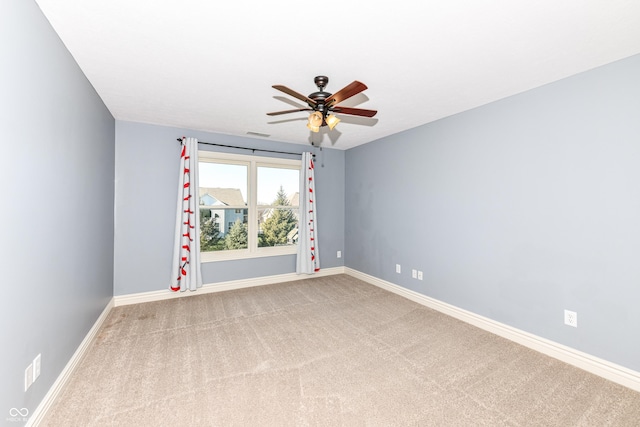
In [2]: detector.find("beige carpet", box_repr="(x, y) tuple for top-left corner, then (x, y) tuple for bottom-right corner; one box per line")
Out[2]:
(41, 274), (640, 426)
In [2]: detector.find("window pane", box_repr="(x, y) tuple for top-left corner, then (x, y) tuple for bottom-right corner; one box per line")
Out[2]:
(257, 166), (299, 247)
(199, 162), (248, 252)
(257, 167), (299, 206)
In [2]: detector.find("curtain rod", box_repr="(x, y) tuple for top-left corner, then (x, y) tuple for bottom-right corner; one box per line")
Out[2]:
(177, 138), (314, 157)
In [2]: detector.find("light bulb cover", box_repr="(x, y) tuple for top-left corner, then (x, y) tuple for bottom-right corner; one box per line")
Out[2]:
(308, 111), (323, 127)
(325, 114), (340, 130)
(306, 122), (320, 132)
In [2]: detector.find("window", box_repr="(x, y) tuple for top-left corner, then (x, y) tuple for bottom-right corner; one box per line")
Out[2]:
(198, 151), (300, 261)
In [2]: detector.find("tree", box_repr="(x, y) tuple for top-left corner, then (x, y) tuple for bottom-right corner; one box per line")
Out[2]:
(225, 218), (248, 250)
(259, 186), (297, 247)
(199, 212), (222, 251)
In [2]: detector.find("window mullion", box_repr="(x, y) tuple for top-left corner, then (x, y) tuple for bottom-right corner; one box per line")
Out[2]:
(247, 159), (258, 252)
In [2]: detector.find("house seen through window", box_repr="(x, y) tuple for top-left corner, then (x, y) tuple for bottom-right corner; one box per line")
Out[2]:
(198, 151), (300, 261)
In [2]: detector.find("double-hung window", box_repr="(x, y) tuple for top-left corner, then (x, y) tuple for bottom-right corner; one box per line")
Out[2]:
(198, 151), (300, 261)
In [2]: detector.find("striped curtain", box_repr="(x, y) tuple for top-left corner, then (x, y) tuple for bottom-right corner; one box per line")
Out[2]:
(296, 152), (320, 274)
(170, 137), (203, 291)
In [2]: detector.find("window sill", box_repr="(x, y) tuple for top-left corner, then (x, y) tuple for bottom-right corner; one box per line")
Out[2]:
(201, 246), (297, 263)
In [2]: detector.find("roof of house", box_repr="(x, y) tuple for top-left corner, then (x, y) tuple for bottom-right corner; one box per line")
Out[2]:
(288, 192), (299, 207)
(199, 188), (245, 207)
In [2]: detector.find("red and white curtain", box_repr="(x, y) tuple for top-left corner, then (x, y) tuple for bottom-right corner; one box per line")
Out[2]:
(171, 137), (202, 291)
(296, 152), (320, 274)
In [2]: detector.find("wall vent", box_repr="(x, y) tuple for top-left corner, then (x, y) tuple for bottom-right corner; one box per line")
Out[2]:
(246, 131), (270, 138)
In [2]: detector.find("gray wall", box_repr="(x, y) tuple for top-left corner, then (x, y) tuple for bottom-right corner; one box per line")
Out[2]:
(345, 54), (640, 372)
(0, 0), (115, 417)
(114, 121), (345, 295)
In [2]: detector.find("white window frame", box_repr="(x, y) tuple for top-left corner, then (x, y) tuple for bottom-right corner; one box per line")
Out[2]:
(199, 150), (301, 263)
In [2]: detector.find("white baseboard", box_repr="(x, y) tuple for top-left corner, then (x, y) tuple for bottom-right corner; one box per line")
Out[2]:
(345, 268), (640, 393)
(114, 266), (346, 307)
(27, 298), (115, 427)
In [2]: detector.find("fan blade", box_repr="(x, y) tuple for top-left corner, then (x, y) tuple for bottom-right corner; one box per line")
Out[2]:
(325, 81), (367, 106)
(331, 106), (377, 117)
(272, 85), (317, 106)
(267, 108), (312, 116)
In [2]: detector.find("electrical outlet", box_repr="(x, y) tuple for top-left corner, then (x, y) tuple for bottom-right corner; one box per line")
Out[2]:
(396, 264), (401, 274)
(336, 251), (341, 259)
(417, 271), (423, 280)
(33, 354), (41, 381)
(25, 363), (33, 391)
(411, 269), (417, 279)
(564, 310), (577, 327)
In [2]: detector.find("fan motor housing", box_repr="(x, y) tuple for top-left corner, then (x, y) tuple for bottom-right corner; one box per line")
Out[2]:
(308, 91), (331, 111)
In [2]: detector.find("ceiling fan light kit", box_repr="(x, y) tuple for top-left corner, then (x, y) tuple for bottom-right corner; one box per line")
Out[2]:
(268, 75), (376, 134)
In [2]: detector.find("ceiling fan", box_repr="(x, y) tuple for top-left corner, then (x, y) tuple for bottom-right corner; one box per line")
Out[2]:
(267, 76), (377, 132)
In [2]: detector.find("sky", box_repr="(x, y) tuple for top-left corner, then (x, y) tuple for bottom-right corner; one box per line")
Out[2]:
(199, 162), (299, 205)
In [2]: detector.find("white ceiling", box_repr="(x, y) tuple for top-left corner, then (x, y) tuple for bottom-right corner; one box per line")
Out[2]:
(35, 0), (640, 150)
